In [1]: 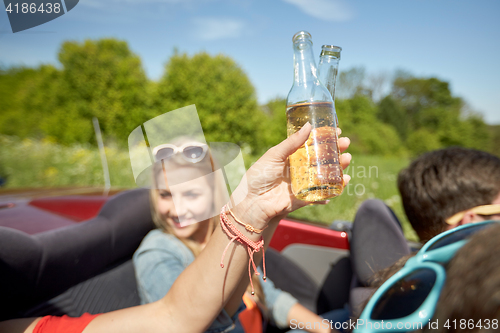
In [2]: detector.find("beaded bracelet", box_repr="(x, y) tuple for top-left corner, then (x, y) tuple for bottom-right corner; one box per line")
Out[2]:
(219, 204), (267, 295)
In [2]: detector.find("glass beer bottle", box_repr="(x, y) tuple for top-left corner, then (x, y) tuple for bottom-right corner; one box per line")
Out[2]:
(318, 45), (342, 127)
(287, 31), (344, 202)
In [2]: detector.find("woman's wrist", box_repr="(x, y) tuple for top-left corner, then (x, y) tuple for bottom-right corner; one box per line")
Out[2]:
(226, 206), (267, 234)
(227, 181), (271, 229)
(229, 197), (270, 232)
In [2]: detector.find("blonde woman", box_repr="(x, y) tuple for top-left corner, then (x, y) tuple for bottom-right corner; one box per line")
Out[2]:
(133, 134), (345, 333)
(0, 123), (351, 333)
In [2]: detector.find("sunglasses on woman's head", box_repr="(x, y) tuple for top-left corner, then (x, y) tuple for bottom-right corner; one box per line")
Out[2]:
(153, 143), (208, 163)
(355, 220), (500, 333)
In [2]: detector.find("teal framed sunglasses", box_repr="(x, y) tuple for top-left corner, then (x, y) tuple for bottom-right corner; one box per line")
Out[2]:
(354, 220), (500, 333)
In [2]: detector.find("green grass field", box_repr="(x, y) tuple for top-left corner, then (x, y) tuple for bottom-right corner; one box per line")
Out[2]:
(288, 155), (417, 241)
(0, 135), (136, 188)
(0, 135), (417, 241)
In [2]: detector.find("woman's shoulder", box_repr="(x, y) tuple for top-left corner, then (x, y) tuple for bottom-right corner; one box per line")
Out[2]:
(134, 229), (189, 256)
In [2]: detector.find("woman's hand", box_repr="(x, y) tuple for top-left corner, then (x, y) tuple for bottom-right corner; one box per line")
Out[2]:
(230, 123), (351, 229)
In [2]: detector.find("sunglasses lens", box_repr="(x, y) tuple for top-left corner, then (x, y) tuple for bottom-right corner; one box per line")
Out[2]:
(155, 147), (175, 161)
(371, 268), (436, 320)
(428, 222), (493, 251)
(183, 146), (205, 161)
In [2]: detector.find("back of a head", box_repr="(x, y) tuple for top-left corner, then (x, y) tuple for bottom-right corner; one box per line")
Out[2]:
(397, 147), (500, 242)
(429, 222), (500, 332)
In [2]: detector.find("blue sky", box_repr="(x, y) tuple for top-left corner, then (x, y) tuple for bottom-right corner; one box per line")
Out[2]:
(1, 0), (499, 124)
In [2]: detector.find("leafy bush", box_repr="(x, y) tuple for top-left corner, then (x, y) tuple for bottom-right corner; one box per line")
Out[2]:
(0, 135), (135, 188)
(406, 128), (442, 156)
(337, 95), (407, 156)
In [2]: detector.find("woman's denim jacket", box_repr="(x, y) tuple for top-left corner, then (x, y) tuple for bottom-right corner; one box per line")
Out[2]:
(133, 229), (298, 332)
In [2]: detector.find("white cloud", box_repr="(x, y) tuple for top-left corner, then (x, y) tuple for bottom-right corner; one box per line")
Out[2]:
(282, 0), (353, 22)
(191, 17), (245, 41)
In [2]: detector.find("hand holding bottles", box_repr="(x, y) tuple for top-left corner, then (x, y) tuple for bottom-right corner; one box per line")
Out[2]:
(286, 31), (344, 201)
(230, 122), (351, 230)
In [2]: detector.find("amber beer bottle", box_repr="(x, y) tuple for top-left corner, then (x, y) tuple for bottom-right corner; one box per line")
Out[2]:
(286, 31), (344, 201)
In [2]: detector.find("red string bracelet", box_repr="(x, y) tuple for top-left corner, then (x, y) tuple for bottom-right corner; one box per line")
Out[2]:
(219, 204), (267, 295)
(226, 206), (268, 234)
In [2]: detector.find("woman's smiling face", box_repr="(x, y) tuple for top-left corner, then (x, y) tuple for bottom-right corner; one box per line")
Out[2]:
(156, 166), (214, 240)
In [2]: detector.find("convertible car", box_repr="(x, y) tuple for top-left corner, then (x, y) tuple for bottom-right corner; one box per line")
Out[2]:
(0, 187), (411, 331)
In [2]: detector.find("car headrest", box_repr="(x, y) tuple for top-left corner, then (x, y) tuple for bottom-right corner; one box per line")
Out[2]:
(350, 199), (411, 285)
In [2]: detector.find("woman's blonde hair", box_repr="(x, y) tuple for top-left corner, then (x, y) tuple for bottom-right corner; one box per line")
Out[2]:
(150, 137), (225, 255)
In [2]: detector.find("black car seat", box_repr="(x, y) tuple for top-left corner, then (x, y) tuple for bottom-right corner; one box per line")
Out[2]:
(0, 188), (320, 324)
(0, 188), (154, 321)
(264, 248), (319, 313)
(349, 199), (412, 316)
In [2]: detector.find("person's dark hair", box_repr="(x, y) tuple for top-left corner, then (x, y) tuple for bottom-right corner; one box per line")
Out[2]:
(352, 254), (414, 320)
(366, 254), (413, 289)
(428, 222), (500, 333)
(398, 147), (500, 242)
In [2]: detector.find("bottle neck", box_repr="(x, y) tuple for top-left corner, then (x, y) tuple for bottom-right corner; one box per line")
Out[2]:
(318, 47), (341, 100)
(293, 39), (320, 87)
(318, 58), (339, 100)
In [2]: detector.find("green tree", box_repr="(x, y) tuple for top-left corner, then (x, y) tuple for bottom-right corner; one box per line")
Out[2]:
(488, 125), (500, 157)
(56, 39), (151, 145)
(463, 113), (491, 151)
(336, 95), (407, 156)
(260, 97), (287, 149)
(1, 39), (151, 146)
(392, 77), (460, 119)
(337, 67), (367, 99)
(154, 51), (266, 153)
(18, 64), (96, 144)
(406, 128), (441, 156)
(377, 96), (408, 141)
(390, 75), (491, 154)
(261, 95), (408, 156)
(0, 67), (42, 137)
